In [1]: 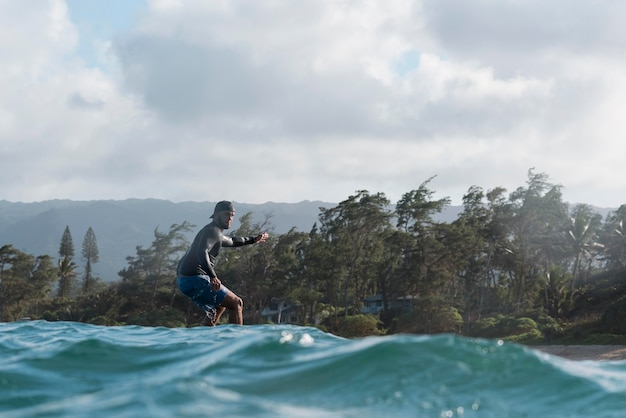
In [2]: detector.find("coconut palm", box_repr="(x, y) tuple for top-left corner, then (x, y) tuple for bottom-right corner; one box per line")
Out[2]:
(57, 256), (78, 300)
(567, 204), (603, 288)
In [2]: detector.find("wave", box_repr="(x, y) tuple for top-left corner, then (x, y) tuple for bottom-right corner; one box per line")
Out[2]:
(1, 321), (625, 417)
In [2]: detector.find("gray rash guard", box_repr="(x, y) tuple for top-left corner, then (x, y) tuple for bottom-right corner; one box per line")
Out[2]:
(177, 221), (258, 278)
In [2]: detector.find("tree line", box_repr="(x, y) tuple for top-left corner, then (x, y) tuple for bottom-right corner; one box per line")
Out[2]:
(1, 169), (626, 340)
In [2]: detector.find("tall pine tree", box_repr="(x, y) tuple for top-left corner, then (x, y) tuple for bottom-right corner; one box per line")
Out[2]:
(81, 227), (100, 293)
(57, 226), (76, 300)
(59, 226), (75, 259)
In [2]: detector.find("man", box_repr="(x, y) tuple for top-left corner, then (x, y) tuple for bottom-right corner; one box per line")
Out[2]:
(176, 201), (268, 325)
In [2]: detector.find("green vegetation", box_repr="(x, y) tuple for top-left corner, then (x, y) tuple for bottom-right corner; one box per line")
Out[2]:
(1, 169), (626, 342)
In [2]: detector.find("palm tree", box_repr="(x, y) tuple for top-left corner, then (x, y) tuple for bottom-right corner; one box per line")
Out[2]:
(57, 257), (78, 301)
(567, 204), (603, 288)
(600, 205), (626, 270)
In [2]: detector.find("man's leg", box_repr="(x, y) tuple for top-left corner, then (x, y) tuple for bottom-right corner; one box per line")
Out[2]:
(219, 291), (244, 325)
(209, 306), (226, 325)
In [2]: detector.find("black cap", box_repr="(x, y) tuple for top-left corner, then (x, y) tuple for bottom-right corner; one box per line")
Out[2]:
(211, 201), (234, 217)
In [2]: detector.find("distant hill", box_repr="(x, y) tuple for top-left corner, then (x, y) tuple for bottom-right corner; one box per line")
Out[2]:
(0, 199), (336, 281)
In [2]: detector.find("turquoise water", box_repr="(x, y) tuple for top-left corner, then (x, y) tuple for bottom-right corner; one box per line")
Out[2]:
(1, 321), (625, 417)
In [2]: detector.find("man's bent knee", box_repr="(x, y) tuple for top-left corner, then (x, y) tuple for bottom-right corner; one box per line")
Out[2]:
(221, 292), (243, 310)
(232, 295), (243, 311)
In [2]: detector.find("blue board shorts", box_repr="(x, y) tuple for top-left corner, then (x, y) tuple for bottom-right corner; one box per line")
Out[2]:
(176, 275), (230, 315)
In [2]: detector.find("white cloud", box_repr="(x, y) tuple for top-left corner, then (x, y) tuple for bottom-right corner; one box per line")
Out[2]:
(1, 0), (625, 209)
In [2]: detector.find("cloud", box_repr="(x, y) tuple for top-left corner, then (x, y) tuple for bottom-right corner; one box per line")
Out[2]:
(1, 0), (625, 208)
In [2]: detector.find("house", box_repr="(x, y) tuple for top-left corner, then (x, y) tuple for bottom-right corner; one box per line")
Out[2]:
(361, 295), (385, 314)
(260, 299), (300, 324)
(360, 294), (416, 314)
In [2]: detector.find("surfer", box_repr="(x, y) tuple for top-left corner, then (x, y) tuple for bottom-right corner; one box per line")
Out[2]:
(176, 201), (269, 325)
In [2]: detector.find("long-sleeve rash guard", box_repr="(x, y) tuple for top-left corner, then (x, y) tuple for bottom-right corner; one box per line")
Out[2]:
(177, 221), (258, 278)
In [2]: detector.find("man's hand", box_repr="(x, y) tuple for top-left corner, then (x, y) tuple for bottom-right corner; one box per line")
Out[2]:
(210, 277), (222, 291)
(255, 232), (269, 243)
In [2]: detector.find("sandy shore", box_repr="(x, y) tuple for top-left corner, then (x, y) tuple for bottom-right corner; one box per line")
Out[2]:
(531, 345), (626, 361)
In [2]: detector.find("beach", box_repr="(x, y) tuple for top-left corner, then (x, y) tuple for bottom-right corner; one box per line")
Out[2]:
(533, 345), (626, 361)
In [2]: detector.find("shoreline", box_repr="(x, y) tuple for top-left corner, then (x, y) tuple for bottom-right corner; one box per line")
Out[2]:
(530, 345), (626, 361)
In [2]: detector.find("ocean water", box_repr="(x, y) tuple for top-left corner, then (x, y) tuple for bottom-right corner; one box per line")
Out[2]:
(1, 321), (625, 418)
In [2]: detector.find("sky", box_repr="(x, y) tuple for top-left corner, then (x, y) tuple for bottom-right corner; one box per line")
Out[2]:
(1, 0), (625, 209)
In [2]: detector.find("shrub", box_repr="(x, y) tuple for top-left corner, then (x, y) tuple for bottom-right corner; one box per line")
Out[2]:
(337, 314), (384, 338)
(536, 315), (565, 341)
(470, 315), (539, 339)
(513, 317), (538, 334)
(469, 317), (499, 338)
(431, 306), (464, 334)
(397, 297), (464, 334)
